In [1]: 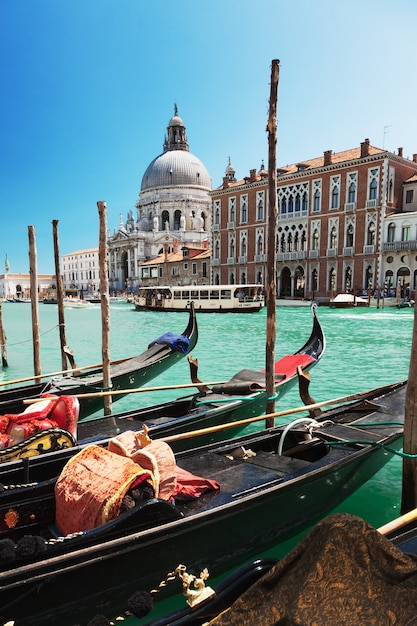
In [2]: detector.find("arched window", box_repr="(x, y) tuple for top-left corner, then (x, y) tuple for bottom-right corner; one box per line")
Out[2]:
(387, 222), (395, 242)
(331, 185), (339, 209)
(328, 267), (336, 292)
(162, 210), (170, 229)
(367, 222), (376, 246)
(369, 178), (378, 200)
(330, 226), (337, 248)
(348, 182), (356, 203)
(346, 224), (354, 247)
(174, 210), (181, 230)
(256, 235), (263, 255)
(313, 188), (321, 212)
(312, 229), (319, 251)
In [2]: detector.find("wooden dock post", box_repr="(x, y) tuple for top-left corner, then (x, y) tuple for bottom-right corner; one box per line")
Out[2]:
(0, 303), (8, 367)
(402, 300), (417, 512)
(265, 59), (280, 427)
(97, 201), (112, 416)
(28, 226), (41, 380)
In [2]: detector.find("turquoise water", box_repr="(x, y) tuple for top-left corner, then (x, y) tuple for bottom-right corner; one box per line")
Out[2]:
(0, 301), (414, 623)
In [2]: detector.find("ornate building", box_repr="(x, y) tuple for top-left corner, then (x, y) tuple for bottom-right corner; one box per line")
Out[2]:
(211, 140), (417, 300)
(107, 107), (212, 292)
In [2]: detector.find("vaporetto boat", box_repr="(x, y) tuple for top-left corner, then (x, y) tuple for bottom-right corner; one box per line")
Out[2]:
(133, 284), (265, 313)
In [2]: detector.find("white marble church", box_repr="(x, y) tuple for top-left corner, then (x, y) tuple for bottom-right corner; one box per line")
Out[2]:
(107, 106), (212, 293)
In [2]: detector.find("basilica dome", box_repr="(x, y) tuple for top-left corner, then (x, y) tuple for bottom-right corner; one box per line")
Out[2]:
(140, 106), (211, 192)
(141, 150), (212, 192)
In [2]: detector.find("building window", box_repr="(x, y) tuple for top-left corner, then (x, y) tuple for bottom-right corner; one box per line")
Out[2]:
(202, 262), (207, 278)
(346, 224), (354, 247)
(402, 225), (411, 242)
(406, 189), (414, 204)
(192, 263), (197, 275)
(312, 229), (319, 250)
(330, 226), (337, 249)
(330, 176), (340, 209)
(348, 181), (356, 203)
(256, 191), (264, 220)
(214, 200), (221, 225)
(174, 210), (181, 230)
(240, 195), (248, 223)
(367, 222), (376, 246)
(214, 239), (220, 259)
(368, 168), (379, 200)
(162, 210), (169, 229)
(312, 180), (321, 212)
(228, 197), (236, 223)
(387, 222), (395, 242)
(240, 235), (247, 257)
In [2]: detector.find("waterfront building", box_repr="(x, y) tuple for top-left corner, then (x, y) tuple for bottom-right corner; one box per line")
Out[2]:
(107, 106), (212, 292)
(139, 242), (210, 288)
(210, 140), (417, 300)
(61, 248), (99, 295)
(0, 257), (55, 300)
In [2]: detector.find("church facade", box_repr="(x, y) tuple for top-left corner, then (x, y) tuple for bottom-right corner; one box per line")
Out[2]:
(107, 107), (212, 293)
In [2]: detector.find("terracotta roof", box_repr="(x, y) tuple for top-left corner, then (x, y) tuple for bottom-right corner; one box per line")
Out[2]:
(142, 248), (210, 265)
(215, 144), (387, 189)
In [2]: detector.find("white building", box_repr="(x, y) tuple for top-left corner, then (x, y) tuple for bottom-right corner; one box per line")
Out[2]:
(107, 106), (212, 292)
(62, 248), (100, 295)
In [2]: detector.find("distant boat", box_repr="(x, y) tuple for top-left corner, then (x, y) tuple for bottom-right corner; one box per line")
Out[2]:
(331, 293), (369, 308)
(134, 284), (265, 313)
(63, 297), (94, 309)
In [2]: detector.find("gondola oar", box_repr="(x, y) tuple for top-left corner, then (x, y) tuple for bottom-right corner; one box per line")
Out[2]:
(0, 356), (135, 388)
(22, 379), (230, 403)
(159, 380), (406, 444)
(378, 507), (417, 536)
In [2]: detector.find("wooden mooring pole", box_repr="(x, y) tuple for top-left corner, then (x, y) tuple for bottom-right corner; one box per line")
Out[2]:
(265, 59), (280, 427)
(0, 303), (8, 367)
(28, 226), (41, 380)
(401, 301), (417, 512)
(97, 201), (112, 416)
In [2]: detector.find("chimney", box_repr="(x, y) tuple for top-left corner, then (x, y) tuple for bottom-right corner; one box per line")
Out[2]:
(249, 169), (257, 182)
(360, 138), (370, 158)
(413, 154), (417, 163)
(398, 147), (403, 157)
(164, 242), (169, 262)
(173, 239), (179, 254)
(324, 150), (332, 166)
(222, 176), (229, 189)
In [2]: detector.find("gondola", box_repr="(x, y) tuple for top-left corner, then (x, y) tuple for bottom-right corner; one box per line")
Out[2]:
(0, 304), (324, 475)
(0, 303), (198, 420)
(129, 508), (417, 626)
(0, 379), (406, 626)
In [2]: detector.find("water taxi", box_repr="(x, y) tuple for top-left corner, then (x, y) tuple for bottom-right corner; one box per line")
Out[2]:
(133, 284), (264, 313)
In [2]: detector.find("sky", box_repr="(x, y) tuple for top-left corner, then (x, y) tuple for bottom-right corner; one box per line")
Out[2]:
(1, 0), (416, 274)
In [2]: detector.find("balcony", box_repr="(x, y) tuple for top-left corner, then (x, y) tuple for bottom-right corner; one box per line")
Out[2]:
(238, 255), (247, 264)
(212, 224), (220, 232)
(211, 259), (220, 266)
(383, 240), (417, 252)
(343, 246), (354, 256)
(326, 248), (337, 257)
(344, 202), (356, 212)
(227, 257), (235, 264)
(363, 245), (375, 254)
(309, 250), (319, 258)
(366, 199), (377, 209)
(227, 221), (235, 229)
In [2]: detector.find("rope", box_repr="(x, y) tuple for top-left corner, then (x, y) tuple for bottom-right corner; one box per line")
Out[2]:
(0, 324), (60, 348)
(325, 440), (416, 458)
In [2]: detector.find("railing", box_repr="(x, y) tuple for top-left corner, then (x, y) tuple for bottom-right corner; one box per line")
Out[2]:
(363, 245), (375, 254)
(211, 259), (220, 266)
(212, 224), (220, 232)
(227, 257), (235, 264)
(383, 240), (417, 251)
(366, 199), (377, 209)
(344, 202), (356, 212)
(227, 221), (235, 229)
(326, 248), (337, 257)
(238, 256), (247, 264)
(309, 250), (319, 258)
(343, 246), (354, 256)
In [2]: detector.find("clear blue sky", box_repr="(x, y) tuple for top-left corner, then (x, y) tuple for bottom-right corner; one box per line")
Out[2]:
(1, 0), (416, 274)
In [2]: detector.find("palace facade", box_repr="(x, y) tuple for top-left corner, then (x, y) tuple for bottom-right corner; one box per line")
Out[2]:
(210, 140), (417, 300)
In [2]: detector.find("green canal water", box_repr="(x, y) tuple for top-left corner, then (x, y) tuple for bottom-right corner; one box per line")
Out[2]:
(0, 301), (414, 623)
